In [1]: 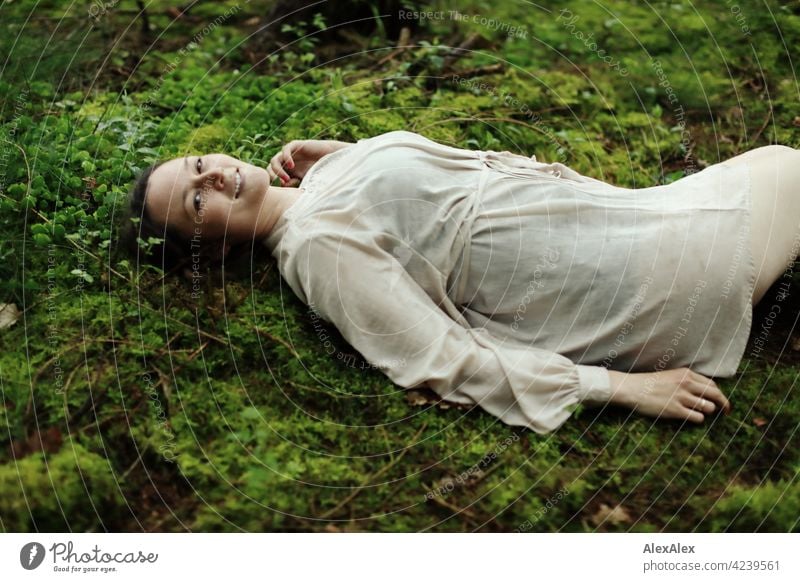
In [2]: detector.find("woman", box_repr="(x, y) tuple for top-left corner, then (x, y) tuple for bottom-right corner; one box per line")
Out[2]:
(120, 131), (800, 434)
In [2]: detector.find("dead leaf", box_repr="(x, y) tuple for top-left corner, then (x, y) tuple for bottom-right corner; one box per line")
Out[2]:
(406, 389), (434, 407)
(10, 426), (63, 458)
(0, 303), (20, 329)
(752, 417), (768, 427)
(405, 389), (473, 411)
(437, 400), (473, 411)
(591, 503), (632, 526)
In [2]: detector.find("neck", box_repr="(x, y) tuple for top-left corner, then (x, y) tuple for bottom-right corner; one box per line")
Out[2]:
(255, 185), (302, 241)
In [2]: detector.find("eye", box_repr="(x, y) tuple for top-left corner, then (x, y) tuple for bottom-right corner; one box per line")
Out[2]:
(193, 190), (202, 212)
(196, 157), (203, 173)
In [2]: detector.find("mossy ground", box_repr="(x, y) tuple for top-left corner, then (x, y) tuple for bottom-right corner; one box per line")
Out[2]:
(1, 0), (799, 532)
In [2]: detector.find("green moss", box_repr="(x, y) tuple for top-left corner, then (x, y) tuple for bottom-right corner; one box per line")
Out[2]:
(697, 476), (800, 532)
(0, 442), (125, 532)
(183, 125), (233, 152)
(1, 0), (798, 533)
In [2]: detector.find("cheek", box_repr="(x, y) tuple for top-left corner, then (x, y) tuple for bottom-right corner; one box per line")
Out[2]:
(198, 200), (253, 239)
(194, 202), (228, 238)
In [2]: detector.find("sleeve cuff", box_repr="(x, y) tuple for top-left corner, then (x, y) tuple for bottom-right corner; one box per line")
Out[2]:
(576, 364), (612, 405)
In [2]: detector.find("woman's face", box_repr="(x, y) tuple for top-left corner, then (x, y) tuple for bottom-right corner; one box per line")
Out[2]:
(145, 153), (271, 244)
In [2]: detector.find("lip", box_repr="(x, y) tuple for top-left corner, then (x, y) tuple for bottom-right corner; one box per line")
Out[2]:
(234, 168), (244, 199)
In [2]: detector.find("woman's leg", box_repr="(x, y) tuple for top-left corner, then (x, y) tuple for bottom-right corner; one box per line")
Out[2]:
(605, 145), (800, 425)
(721, 145), (800, 305)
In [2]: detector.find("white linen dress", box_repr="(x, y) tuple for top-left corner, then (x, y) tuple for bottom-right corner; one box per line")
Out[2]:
(262, 130), (755, 434)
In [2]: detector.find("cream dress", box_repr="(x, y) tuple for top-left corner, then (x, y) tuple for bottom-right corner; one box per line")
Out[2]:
(263, 130), (755, 434)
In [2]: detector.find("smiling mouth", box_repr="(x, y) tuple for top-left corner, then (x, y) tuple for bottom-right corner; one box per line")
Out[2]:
(234, 169), (242, 199)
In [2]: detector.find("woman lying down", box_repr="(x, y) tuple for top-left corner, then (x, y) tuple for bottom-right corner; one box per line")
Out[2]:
(120, 130), (800, 434)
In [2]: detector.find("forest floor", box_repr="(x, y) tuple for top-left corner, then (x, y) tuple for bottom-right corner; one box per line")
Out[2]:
(1, 0), (799, 532)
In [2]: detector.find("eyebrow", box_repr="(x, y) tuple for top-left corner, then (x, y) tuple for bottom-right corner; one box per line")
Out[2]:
(182, 156), (191, 218)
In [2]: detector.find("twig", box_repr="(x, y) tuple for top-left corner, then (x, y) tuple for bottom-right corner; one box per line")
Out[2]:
(155, 331), (183, 358)
(441, 32), (487, 73)
(254, 325), (300, 360)
(428, 493), (479, 522)
(120, 454), (143, 481)
(186, 341), (209, 361)
(374, 27), (413, 67)
(286, 380), (345, 398)
(448, 63), (504, 79)
(135, 0), (150, 37)
(749, 104), (774, 146)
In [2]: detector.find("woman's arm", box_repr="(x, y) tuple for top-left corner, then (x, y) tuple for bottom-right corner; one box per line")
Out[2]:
(282, 229), (616, 435)
(268, 139), (353, 185)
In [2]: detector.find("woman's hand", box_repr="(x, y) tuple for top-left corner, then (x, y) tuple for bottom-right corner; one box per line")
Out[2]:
(606, 367), (731, 424)
(268, 139), (352, 186)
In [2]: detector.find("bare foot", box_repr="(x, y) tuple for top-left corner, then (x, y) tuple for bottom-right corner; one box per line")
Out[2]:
(606, 367), (731, 424)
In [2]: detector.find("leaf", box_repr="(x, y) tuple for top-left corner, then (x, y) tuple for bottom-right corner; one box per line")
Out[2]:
(241, 406), (261, 420)
(0, 303), (21, 329)
(752, 417), (768, 428)
(70, 269), (94, 283)
(591, 503), (632, 526)
(406, 389), (433, 407)
(10, 426), (64, 458)
(405, 388), (473, 411)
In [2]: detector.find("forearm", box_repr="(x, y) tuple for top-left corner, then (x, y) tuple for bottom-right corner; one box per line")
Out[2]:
(607, 370), (633, 407)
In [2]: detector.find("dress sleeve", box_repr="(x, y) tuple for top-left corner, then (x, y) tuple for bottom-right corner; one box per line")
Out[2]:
(283, 231), (612, 434)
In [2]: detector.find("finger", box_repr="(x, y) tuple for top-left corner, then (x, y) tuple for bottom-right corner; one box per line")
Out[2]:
(684, 394), (716, 414)
(688, 369), (717, 390)
(269, 154), (283, 176)
(282, 142), (296, 171)
(687, 371), (720, 397)
(270, 156), (290, 183)
(684, 408), (705, 424)
(269, 156), (281, 178)
(690, 382), (731, 415)
(267, 166), (278, 184)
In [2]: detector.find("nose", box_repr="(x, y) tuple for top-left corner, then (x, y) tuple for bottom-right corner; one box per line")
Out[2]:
(201, 168), (227, 192)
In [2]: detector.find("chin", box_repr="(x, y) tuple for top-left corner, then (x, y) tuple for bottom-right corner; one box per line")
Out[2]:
(242, 167), (269, 201)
